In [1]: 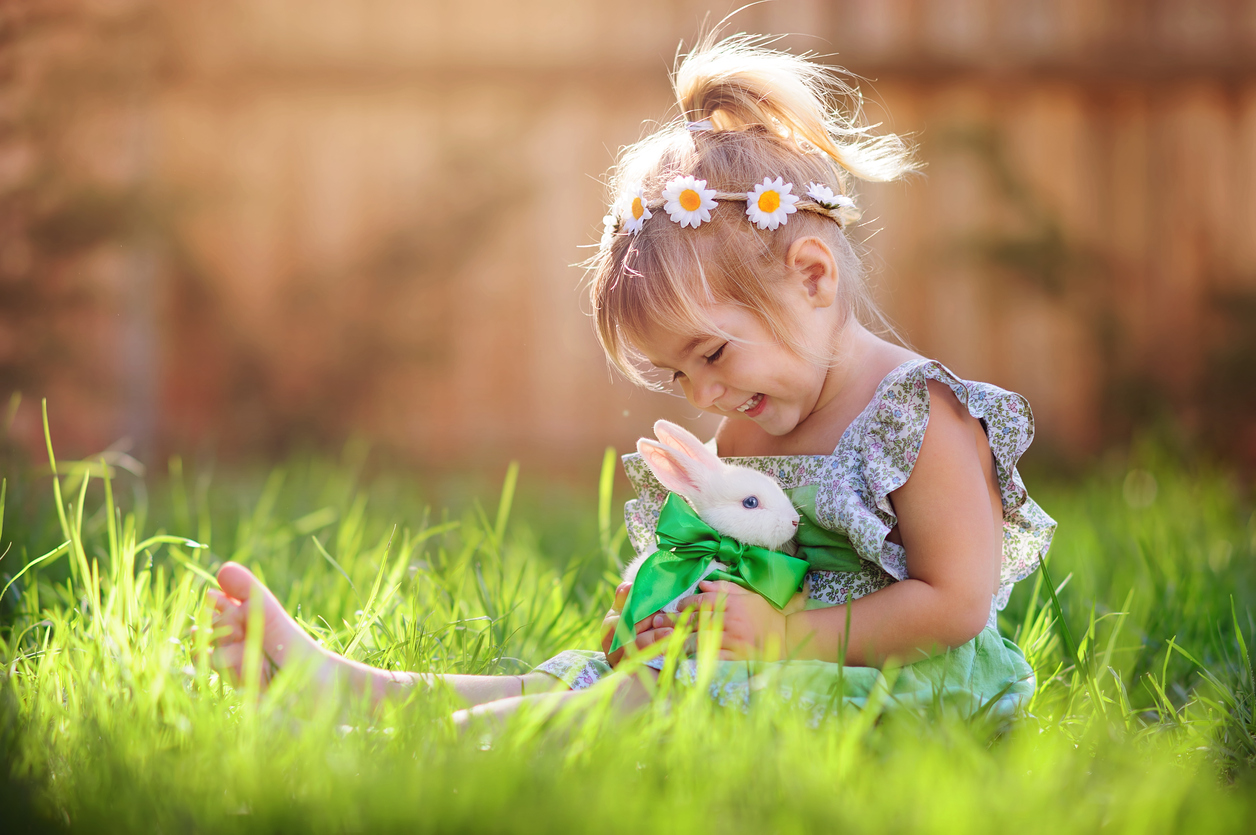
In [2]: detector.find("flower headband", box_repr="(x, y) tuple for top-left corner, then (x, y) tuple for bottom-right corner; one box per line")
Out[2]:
(601, 174), (857, 248)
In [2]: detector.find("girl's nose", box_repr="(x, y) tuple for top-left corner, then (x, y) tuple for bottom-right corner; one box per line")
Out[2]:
(690, 375), (725, 410)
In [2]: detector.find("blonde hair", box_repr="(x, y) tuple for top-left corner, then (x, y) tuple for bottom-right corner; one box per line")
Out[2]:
(587, 34), (919, 387)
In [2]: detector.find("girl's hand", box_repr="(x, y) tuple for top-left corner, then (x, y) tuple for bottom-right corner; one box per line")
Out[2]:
(676, 580), (790, 661)
(601, 582), (675, 667)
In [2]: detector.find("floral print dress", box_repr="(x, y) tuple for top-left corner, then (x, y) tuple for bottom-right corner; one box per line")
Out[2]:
(535, 359), (1056, 718)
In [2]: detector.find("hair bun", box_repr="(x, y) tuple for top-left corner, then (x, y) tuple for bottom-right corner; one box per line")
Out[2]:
(673, 34), (917, 185)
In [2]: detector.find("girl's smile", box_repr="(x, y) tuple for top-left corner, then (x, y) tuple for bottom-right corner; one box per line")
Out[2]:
(737, 393), (765, 415)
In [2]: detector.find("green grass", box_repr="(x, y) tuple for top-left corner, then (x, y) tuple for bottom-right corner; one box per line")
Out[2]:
(1, 415), (1254, 833)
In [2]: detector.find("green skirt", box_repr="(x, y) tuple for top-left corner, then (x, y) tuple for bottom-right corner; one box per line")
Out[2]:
(533, 627), (1034, 720)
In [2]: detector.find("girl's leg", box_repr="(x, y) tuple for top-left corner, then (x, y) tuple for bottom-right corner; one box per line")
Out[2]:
(453, 667), (656, 728)
(209, 562), (568, 709)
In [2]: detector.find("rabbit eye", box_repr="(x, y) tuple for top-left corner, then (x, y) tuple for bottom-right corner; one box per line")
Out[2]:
(742, 496), (759, 509)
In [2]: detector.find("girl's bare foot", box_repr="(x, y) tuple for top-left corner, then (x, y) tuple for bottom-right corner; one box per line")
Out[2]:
(207, 561), (332, 688)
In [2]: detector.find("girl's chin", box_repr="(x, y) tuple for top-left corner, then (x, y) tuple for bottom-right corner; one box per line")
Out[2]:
(747, 409), (800, 438)
(768, 408), (812, 437)
(758, 420), (796, 437)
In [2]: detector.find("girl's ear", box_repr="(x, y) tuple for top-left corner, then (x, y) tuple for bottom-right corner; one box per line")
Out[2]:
(784, 236), (838, 309)
(652, 419), (722, 472)
(637, 438), (708, 496)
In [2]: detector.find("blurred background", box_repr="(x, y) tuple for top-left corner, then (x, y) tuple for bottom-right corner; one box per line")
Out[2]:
(2, 0), (1255, 483)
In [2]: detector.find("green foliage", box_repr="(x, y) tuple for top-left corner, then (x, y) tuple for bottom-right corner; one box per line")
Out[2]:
(1, 421), (1255, 832)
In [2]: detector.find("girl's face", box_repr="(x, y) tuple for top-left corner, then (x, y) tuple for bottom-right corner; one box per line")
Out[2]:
(637, 303), (831, 438)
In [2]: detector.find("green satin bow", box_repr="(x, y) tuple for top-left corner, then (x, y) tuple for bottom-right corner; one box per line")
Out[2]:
(610, 493), (811, 653)
(787, 485), (862, 573)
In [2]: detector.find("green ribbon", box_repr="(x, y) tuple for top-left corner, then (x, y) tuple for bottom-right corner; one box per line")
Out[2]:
(787, 485), (862, 573)
(611, 493), (811, 653)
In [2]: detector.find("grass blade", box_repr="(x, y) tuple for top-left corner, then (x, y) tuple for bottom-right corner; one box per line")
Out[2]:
(0, 540), (71, 602)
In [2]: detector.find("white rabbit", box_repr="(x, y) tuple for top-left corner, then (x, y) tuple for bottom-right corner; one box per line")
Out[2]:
(624, 419), (801, 614)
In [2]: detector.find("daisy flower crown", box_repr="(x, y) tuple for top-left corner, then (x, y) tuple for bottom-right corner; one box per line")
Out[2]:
(601, 174), (857, 249)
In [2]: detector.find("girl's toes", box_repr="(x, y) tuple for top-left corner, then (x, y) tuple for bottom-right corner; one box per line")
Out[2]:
(210, 621), (243, 644)
(209, 643), (243, 675)
(216, 562), (260, 600)
(207, 588), (235, 611)
(211, 605), (246, 639)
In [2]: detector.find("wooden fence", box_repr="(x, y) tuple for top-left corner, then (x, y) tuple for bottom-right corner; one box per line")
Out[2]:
(3, 0), (1255, 473)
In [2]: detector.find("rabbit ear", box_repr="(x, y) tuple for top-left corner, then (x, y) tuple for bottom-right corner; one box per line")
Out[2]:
(652, 420), (722, 471)
(637, 438), (709, 497)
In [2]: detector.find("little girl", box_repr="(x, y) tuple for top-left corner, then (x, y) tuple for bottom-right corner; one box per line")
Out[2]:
(208, 35), (1054, 722)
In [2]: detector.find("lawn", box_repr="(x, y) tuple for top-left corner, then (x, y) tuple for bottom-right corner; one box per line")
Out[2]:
(2, 412), (1254, 834)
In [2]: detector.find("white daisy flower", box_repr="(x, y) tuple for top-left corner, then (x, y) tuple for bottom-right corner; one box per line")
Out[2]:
(745, 177), (800, 230)
(805, 182), (836, 205)
(600, 213), (619, 249)
(806, 182), (855, 211)
(661, 175), (718, 228)
(621, 186), (652, 234)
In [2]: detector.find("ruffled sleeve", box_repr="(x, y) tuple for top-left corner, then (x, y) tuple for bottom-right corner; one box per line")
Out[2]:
(817, 359), (1056, 615)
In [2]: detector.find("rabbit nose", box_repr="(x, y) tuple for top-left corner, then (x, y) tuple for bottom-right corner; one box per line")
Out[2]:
(792, 520), (798, 527)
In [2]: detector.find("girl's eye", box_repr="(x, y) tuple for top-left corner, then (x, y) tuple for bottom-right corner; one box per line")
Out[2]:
(705, 344), (726, 363)
(742, 496), (759, 509)
(671, 370), (685, 383)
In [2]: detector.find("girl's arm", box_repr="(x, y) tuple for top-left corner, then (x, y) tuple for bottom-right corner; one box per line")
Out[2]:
(679, 380), (1005, 666)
